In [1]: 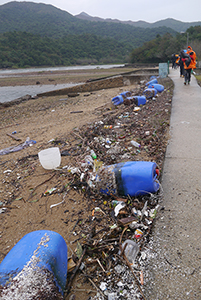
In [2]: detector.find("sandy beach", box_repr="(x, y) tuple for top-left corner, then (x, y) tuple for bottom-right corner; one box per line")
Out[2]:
(0, 67), (173, 300)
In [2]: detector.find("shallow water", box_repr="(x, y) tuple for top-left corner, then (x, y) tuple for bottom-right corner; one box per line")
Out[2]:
(0, 83), (78, 103)
(0, 64), (124, 76)
(0, 64), (124, 103)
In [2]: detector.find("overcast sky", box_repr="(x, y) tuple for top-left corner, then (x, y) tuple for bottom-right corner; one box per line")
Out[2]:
(0, 0), (200, 23)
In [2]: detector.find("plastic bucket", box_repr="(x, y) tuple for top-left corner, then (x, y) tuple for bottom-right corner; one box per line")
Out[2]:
(148, 83), (164, 93)
(0, 230), (68, 295)
(96, 161), (160, 197)
(38, 147), (61, 170)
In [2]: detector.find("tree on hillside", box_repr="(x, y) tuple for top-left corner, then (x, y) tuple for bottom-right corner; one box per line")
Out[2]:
(129, 28), (201, 64)
(129, 33), (178, 63)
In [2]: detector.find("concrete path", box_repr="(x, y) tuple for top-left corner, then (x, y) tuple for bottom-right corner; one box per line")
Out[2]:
(145, 68), (201, 300)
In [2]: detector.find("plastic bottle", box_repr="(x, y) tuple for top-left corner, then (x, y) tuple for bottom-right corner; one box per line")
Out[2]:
(130, 140), (141, 148)
(120, 240), (139, 264)
(81, 155), (94, 168)
(90, 149), (97, 159)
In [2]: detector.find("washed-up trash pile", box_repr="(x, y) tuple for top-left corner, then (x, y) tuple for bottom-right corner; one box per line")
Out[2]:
(63, 157), (163, 299)
(112, 76), (164, 107)
(56, 76), (170, 299)
(0, 75), (174, 300)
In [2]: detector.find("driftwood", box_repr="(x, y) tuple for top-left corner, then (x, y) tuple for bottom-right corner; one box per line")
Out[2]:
(6, 133), (22, 141)
(65, 248), (86, 295)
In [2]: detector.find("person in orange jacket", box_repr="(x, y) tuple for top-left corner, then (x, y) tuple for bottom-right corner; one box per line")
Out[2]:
(181, 46), (196, 85)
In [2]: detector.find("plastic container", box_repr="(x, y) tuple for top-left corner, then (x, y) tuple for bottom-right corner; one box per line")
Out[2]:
(150, 75), (157, 80)
(120, 240), (139, 264)
(143, 88), (158, 99)
(112, 95), (124, 106)
(146, 78), (158, 86)
(134, 95), (146, 106)
(0, 230), (68, 295)
(134, 229), (143, 239)
(120, 91), (132, 98)
(148, 83), (164, 93)
(131, 140), (141, 148)
(38, 147), (61, 170)
(90, 149), (97, 159)
(96, 161), (160, 197)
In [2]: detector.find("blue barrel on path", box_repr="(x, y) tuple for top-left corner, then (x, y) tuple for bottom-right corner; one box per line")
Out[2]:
(96, 161), (160, 197)
(0, 230), (68, 297)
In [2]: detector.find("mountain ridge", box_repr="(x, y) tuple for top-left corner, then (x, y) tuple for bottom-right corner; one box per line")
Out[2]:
(75, 12), (201, 32)
(0, 1), (177, 49)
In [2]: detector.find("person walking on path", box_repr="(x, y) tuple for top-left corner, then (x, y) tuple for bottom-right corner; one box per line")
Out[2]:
(179, 53), (185, 77)
(171, 54), (177, 69)
(181, 46), (196, 85)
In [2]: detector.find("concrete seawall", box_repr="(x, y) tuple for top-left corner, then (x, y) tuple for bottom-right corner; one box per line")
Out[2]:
(37, 68), (159, 97)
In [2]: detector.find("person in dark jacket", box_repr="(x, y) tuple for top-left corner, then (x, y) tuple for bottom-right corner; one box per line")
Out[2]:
(179, 52), (184, 77)
(181, 47), (196, 85)
(171, 54), (177, 69)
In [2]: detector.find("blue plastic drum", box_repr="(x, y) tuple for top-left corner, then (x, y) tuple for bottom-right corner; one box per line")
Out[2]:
(134, 95), (146, 106)
(97, 161), (160, 197)
(148, 83), (164, 93)
(120, 91), (132, 98)
(143, 88), (158, 99)
(112, 95), (124, 105)
(146, 78), (158, 86)
(0, 230), (68, 296)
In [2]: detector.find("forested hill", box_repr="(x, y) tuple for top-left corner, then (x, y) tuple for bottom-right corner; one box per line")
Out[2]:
(0, 1), (176, 49)
(3, 1), (198, 69)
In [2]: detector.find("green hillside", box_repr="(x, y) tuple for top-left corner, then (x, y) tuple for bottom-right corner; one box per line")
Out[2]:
(0, 1), (176, 48)
(130, 27), (201, 64)
(0, 31), (131, 68)
(1, 1), (200, 69)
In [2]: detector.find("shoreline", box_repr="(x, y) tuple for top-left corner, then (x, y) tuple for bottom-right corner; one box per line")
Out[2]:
(0, 67), (131, 87)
